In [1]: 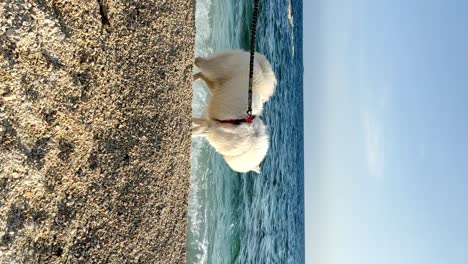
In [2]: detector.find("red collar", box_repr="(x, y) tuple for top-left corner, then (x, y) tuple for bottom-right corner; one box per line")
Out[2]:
(215, 115), (256, 125)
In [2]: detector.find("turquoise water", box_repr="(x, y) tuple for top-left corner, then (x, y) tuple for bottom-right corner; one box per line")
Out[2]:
(188, 0), (304, 263)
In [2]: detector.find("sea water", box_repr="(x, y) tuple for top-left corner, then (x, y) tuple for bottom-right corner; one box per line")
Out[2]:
(187, 0), (304, 263)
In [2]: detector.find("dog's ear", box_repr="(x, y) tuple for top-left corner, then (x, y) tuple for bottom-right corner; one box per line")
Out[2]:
(252, 165), (261, 174)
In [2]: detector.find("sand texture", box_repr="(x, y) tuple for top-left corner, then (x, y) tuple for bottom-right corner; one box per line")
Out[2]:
(0, 0), (194, 263)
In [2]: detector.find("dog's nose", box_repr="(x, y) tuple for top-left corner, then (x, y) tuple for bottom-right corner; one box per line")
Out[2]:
(252, 165), (261, 173)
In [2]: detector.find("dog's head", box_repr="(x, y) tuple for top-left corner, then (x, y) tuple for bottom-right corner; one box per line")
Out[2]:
(223, 118), (269, 174)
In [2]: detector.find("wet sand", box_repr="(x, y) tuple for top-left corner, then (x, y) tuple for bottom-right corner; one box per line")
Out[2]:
(0, 0), (194, 262)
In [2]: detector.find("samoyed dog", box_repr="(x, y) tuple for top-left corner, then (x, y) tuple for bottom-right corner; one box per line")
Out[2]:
(192, 50), (277, 173)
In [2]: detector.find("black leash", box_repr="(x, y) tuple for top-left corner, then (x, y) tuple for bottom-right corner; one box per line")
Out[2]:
(247, 0), (260, 117)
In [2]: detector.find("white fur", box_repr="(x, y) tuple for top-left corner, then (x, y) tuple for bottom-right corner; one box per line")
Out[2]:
(192, 50), (277, 173)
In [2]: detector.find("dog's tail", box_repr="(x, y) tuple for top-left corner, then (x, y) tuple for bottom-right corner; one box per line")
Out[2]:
(254, 53), (277, 101)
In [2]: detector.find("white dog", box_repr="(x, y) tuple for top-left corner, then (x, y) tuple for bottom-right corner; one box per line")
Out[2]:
(192, 50), (277, 173)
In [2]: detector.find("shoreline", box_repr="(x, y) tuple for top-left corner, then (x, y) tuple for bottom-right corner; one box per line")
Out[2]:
(0, 1), (194, 262)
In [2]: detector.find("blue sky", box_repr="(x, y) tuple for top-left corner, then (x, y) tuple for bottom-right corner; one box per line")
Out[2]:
(303, 0), (468, 263)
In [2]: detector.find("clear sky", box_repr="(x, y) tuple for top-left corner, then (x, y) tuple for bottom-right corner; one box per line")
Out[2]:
(303, 0), (468, 263)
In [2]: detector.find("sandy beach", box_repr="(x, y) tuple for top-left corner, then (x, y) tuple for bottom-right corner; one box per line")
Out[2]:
(1, 0), (194, 262)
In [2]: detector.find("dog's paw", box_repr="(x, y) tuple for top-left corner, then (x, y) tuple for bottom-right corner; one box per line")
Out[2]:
(193, 72), (202, 81)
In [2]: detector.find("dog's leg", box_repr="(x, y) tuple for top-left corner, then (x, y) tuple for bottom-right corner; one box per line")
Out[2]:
(193, 72), (215, 94)
(193, 72), (211, 83)
(194, 72), (202, 81)
(192, 126), (208, 138)
(192, 117), (209, 138)
(192, 117), (207, 127)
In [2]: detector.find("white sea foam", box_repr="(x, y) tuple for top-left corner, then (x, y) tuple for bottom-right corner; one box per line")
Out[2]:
(288, 0), (294, 27)
(187, 0), (213, 262)
(288, 0), (295, 57)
